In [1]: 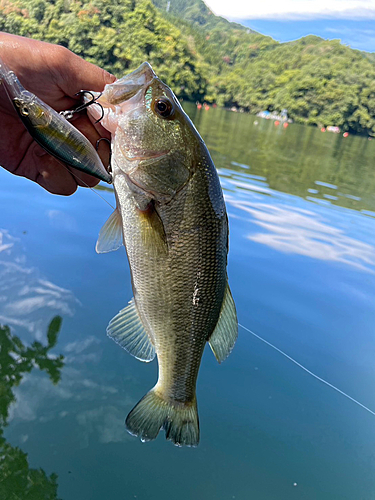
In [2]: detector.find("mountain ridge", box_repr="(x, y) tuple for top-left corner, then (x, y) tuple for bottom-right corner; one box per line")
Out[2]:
(0, 0), (374, 134)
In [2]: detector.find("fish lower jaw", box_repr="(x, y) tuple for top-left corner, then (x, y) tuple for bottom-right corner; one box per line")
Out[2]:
(87, 104), (118, 134)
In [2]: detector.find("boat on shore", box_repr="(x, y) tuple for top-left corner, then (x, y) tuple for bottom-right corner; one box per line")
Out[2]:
(257, 109), (293, 123)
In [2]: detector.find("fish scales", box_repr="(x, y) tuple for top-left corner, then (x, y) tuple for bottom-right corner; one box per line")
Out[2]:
(91, 62), (237, 446)
(119, 159), (227, 402)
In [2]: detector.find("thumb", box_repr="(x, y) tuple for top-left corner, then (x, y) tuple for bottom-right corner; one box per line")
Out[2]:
(59, 48), (116, 96)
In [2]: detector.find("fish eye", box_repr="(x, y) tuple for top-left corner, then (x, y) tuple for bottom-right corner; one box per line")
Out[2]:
(14, 100), (29, 116)
(153, 97), (174, 118)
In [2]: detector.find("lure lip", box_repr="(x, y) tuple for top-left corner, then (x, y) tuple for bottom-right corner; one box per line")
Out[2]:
(0, 58), (28, 103)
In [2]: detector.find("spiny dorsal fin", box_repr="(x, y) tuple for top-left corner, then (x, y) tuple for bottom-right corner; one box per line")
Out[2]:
(107, 299), (155, 362)
(209, 283), (238, 363)
(96, 208), (123, 254)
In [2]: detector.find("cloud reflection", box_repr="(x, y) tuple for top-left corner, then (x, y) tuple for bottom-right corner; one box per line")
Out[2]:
(0, 229), (130, 448)
(227, 197), (375, 271)
(47, 209), (78, 231)
(64, 336), (100, 354)
(0, 229), (78, 339)
(0, 230), (14, 253)
(76, 406), (132, 446)
(8, 362), (133, 447)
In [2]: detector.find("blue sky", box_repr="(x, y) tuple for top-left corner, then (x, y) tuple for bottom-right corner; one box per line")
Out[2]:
(242, 19), (375, 53)
(204, 0), (375, 53)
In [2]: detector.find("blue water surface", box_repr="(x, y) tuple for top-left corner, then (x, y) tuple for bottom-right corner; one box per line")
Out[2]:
(1, 106), (375, 499)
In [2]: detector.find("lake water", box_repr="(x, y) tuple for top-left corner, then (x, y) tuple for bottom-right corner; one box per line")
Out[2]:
(1, 105), (375, 499)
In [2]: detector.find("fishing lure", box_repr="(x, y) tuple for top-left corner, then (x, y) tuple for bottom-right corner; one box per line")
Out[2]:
(0, 57), (112, 184)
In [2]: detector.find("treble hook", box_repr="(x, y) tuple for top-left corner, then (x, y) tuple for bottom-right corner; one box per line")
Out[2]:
(74, 90), (99, 112)
(60, 90), (105, 124)
(96, 137), (112, 171)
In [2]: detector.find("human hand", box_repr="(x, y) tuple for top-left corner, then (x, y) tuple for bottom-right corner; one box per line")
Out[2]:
(0, 32), (116, 195)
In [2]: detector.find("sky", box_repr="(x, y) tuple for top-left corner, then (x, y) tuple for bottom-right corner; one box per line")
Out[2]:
(204, 0), (375, 52)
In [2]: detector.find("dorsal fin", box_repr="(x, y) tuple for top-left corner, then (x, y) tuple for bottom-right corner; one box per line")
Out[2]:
(208, 283), (238, 363)
(106, 299), (155, 362)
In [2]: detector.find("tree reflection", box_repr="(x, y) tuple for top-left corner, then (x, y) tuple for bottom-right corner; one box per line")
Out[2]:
(189, 104), (375, 214)
(0, 317), (64, 500)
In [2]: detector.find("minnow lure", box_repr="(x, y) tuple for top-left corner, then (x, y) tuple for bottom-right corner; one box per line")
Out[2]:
(0, 56), (112, 184)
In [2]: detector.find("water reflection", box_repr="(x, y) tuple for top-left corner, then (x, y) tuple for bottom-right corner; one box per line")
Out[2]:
(227, 195), (375, 271)
(0, 318), (64, 499)
(0, 105), (374, 499)
(76, 405), (132, 447)
(47, 209), (79, 232)
(186, 103), (375, 214)
(0, 229), (78, 338)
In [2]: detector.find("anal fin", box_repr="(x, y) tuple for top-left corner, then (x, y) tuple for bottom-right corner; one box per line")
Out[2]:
(209, 283), (238, 363)
(107, 298), (155, 362)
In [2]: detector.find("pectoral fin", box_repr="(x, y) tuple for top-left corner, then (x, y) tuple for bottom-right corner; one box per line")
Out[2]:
(139, 204), (168, 257)
(96, 208), (123, 254)
(107, 298), (155, 362)
(208, 284), (238, 363)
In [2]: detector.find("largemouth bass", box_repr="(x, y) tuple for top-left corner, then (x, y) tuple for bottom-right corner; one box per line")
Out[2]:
(89, 63), (237, 447)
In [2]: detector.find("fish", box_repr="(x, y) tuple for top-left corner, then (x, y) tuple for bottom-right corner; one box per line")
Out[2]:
(88, 62), (238, 447)
(0, 56), (112, 184)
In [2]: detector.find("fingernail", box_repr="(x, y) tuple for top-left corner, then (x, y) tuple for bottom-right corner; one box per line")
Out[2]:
(106, 72), (117, 83)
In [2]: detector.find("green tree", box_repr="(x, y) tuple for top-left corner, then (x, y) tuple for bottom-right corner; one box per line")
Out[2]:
(1, 0), (375, 134)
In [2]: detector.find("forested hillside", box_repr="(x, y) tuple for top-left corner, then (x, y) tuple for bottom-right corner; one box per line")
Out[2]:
(1, 0), (375, 135)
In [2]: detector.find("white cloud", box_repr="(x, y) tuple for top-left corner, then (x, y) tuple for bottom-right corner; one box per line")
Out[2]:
(205, 0), (375, 20)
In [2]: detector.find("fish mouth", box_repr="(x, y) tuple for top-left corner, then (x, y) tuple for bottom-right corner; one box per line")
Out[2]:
(95, 62), (156, 107)
(85, 62), (156, 128)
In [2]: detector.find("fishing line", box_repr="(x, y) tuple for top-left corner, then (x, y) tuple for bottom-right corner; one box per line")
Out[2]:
(238, 322), (375, 418)
(68, 167), (115, 210)
(67, 156), (375, 419)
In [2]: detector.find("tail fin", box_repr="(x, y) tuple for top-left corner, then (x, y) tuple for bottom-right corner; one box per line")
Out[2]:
(125, 388), (199, 447)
